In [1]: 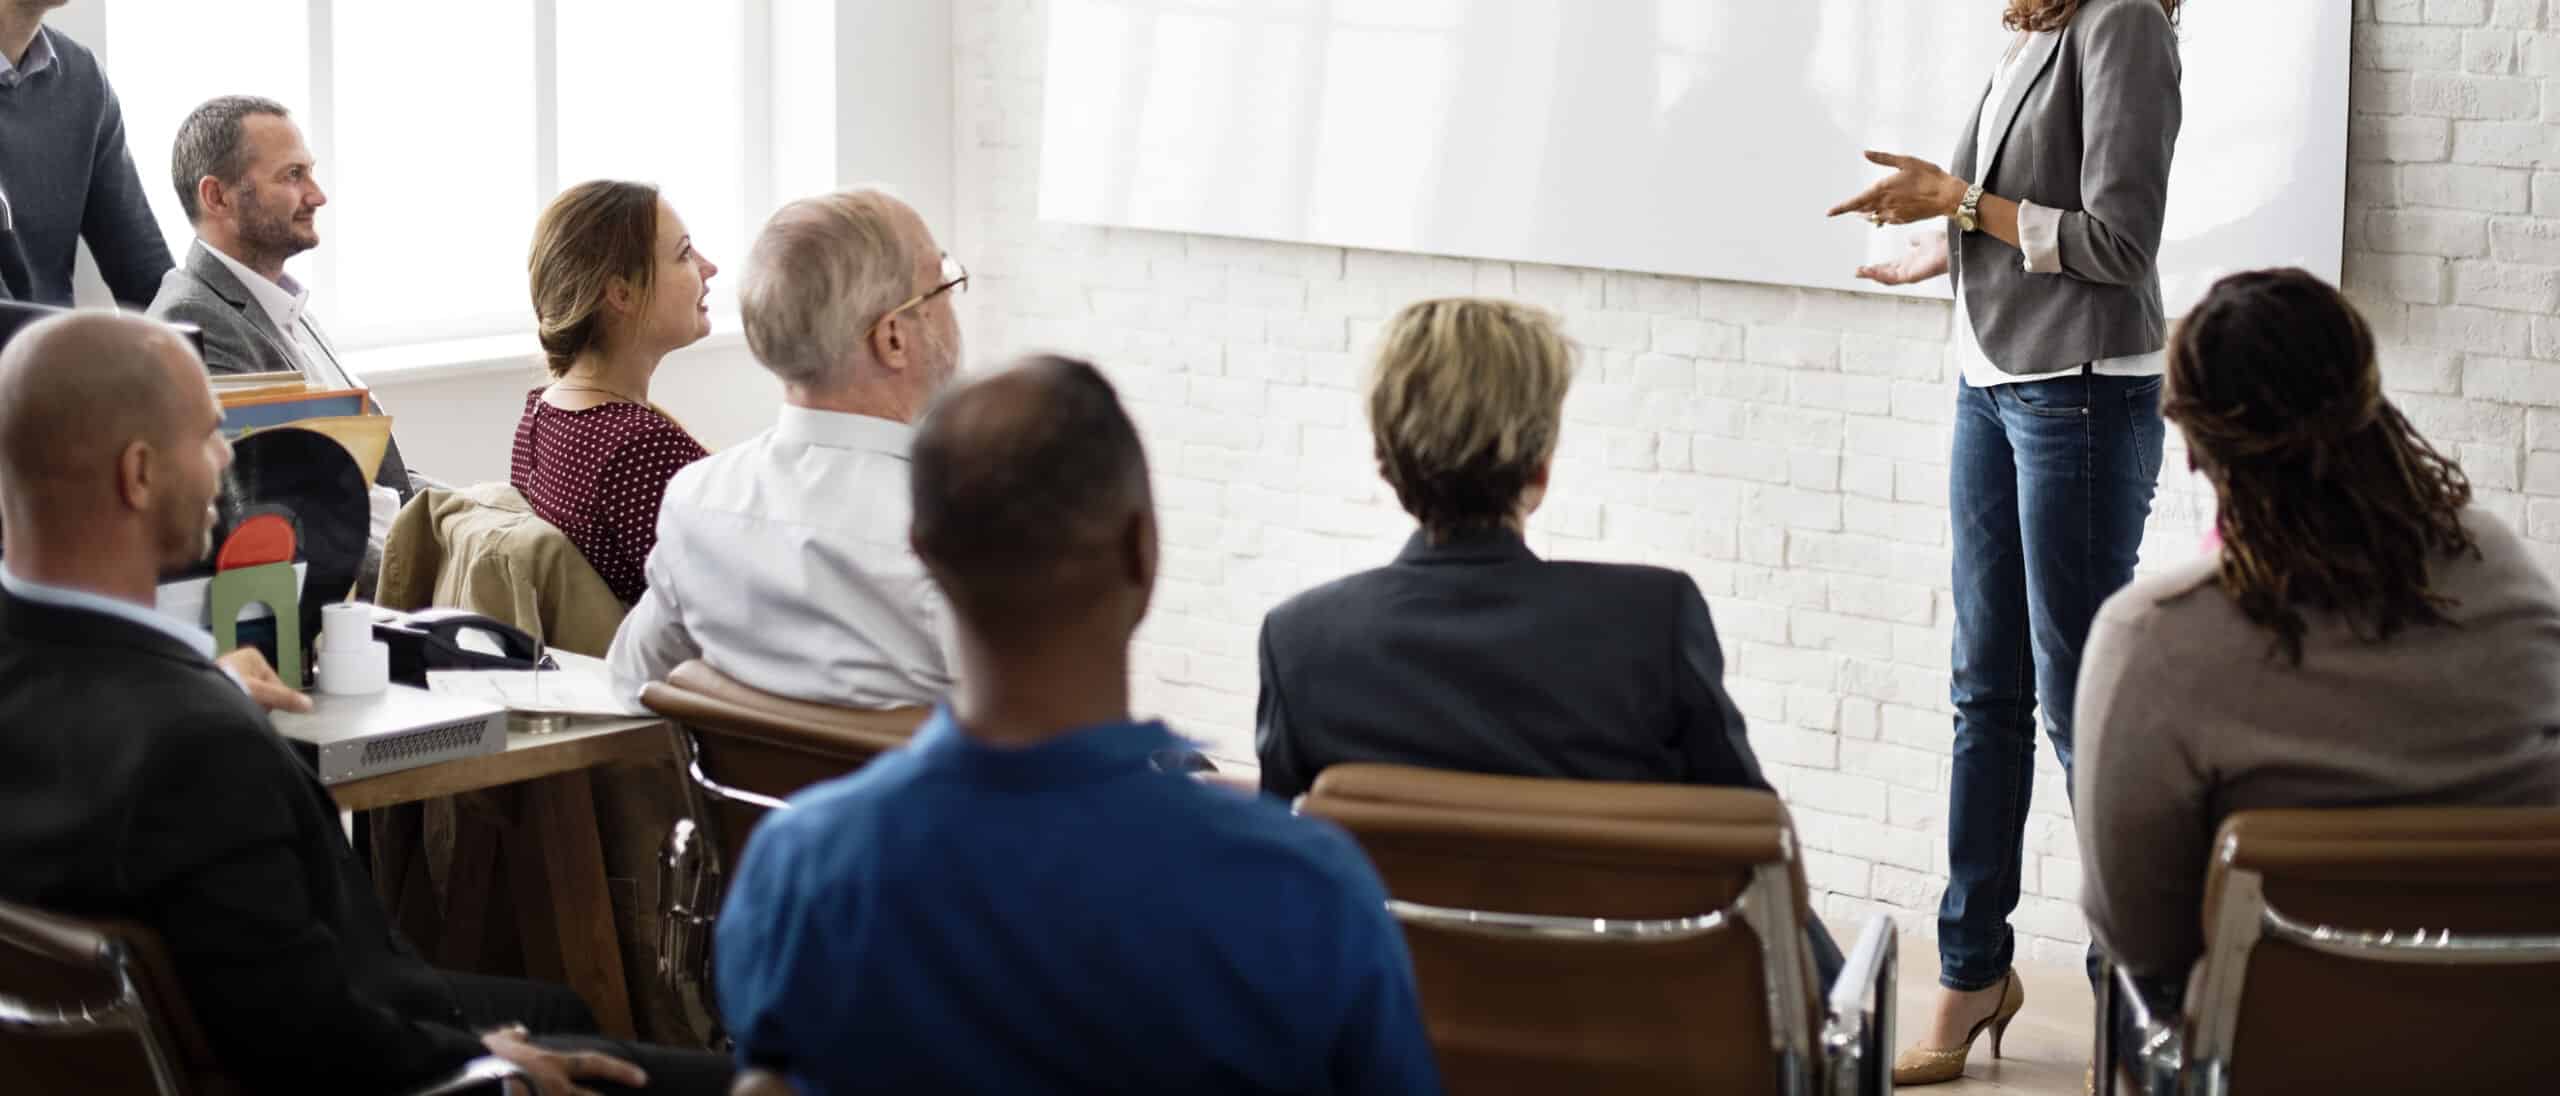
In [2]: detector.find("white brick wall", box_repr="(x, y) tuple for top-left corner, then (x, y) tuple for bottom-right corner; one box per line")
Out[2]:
(951, 0), (2560, 963)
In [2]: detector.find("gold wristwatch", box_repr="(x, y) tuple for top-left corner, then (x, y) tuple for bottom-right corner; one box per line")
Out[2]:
(1954, 181), (1986, 233)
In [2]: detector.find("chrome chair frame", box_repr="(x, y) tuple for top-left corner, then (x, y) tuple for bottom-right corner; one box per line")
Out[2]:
(0, 929), (184, 1094)
(657, 726), (795, 1051)
(2095, 835), (2560, 1096)
(1822, 908), (1898, 1096)
(1384, 859), (1897, 1096)
(1, 904), (526, 1095)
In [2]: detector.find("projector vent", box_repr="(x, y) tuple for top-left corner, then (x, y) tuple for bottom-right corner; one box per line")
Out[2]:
(360, 719), (487, 767)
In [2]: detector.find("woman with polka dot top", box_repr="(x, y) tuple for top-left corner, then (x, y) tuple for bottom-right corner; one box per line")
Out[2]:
(512, 180), (717, 604)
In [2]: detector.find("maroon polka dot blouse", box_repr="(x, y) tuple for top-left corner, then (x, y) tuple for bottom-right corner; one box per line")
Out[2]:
(509, 389), (708, 605)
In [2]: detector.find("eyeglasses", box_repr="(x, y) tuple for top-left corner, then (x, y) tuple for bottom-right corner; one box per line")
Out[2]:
(869, 252), (968, 338)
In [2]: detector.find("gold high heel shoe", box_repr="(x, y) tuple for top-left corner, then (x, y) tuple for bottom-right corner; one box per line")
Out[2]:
(1891, 968), (2026, 1086)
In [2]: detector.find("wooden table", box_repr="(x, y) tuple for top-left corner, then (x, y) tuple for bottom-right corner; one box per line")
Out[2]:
(332, 712), (673, 1040)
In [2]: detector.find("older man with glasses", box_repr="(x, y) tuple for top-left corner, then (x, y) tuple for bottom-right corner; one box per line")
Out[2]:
(606, 189), (967, 710)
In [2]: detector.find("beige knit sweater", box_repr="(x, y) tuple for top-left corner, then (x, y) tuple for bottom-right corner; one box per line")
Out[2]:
(2074, 510), (2560, 978)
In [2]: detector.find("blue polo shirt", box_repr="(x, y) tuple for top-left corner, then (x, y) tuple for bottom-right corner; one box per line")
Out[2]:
(714, 708), (1443, 1095)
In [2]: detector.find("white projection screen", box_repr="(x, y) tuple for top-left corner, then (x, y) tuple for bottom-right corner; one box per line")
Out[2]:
(1037, 0), (2349, 310)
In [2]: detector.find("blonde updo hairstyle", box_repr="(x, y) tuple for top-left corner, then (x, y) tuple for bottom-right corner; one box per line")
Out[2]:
(528, 180), (662, 378)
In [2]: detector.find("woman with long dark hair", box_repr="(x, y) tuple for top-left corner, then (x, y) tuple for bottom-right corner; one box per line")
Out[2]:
(2075, 268), (2560, 997)
(1827, 0), (2183, 1081)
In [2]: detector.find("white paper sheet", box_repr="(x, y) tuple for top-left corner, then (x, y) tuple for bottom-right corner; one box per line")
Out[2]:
(425, 667), (648, 717)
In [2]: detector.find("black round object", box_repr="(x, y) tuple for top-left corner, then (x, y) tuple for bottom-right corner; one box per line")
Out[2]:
(217, 427), (369, 606)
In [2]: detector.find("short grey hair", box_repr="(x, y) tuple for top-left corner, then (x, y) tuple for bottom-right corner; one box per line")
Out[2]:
(171, 95), (291, 223)
(739, 190), (922, 388)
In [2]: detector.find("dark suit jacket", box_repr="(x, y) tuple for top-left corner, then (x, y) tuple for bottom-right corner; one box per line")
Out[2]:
(0, 590), (483, 1090)
(0, 223), (27, 301)
(149, 240), (414, 497)
(1255, 528), (1770, 800)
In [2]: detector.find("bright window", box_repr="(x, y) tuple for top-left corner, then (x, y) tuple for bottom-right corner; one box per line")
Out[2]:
(106, 0), (308, 280)
(556, 0), (750, 314)
(329, 1), (538, 346)
(101, 0), (840, 351)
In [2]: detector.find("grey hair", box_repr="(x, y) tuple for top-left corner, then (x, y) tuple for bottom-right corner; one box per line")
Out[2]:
(739, 190), (922, 389)
(171, 95), (292, 223)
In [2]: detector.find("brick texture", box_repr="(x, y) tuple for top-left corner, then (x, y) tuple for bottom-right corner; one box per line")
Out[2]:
(952, 0), (2560, 959)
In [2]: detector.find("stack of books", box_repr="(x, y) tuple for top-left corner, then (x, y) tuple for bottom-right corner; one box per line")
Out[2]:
(213, 372), (375, 435)
(212, 373), (394, 484)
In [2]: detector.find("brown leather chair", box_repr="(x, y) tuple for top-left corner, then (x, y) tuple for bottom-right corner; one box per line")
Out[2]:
(637, 660), (930, 1048)
(2096, 807), (2560, 1096)
(0, 898), (522, 1095)
(1300, 764), (1895, 1096)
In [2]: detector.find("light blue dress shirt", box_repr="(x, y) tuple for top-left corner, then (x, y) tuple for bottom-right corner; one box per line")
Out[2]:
(0, 566), (260, 696)
(1, 565), (217, 659)
(0, 27), (54, 89)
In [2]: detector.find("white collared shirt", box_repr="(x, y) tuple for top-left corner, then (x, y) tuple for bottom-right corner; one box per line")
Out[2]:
(607, 404), (955, 709)
(1954, 32), (2165, 388)
(203, 244), (359, 390)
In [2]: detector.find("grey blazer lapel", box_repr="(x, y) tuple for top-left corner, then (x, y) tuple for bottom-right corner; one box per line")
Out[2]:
(184, 241), (305, 372)
(1980, 31), (2062, 183)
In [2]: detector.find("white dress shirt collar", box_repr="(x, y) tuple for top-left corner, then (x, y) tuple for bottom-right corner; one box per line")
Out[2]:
(604, 404), (952, 708)
(0, 565), (217, 660)
(771, 404), (913, 456)
(204, 242), (311, 336)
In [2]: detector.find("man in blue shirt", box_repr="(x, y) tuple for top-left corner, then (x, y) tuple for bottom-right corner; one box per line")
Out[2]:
(714, 353), (1442, 1095)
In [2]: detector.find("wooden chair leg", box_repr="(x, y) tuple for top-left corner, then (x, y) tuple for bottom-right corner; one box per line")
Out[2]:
(507, 768), (638, 1039)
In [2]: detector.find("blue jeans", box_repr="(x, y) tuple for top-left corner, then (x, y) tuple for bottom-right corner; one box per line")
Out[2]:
(1938, 368), (2164, 991)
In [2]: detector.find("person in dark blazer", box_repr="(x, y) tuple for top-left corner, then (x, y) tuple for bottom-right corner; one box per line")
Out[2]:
(0, 311), (728, 1096)
(1256, 297), (1765, 802)
(1827, 0), (2182, 1083)
(1256, 299), (1847, 982)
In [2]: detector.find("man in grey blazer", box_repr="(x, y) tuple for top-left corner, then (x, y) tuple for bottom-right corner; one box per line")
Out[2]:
(147, 95), (415, 500)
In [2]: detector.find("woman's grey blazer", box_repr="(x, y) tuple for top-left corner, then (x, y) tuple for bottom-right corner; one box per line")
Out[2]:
(1949, 0), (2182, 374)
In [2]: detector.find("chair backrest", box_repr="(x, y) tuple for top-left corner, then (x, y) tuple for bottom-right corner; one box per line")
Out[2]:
(639, 660), (929, 873)
(0, 900), (203, 1096)
(2189, 807), (2560, 1094)
(1300, 764), (1824, 1096)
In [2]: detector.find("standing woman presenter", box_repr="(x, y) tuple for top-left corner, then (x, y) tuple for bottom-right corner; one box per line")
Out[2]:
(1827, 0), (2180, 1084)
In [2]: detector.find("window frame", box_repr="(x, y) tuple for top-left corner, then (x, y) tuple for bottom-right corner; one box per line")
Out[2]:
(101, 0), (792, 354)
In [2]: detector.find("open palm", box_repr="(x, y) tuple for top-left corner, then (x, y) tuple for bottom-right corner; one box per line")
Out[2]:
(1856, 234), (1950, 287)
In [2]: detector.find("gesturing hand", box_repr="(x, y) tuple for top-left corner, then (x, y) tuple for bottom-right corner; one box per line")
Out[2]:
(1828, 150), (1969, 227)
(1856, 234), (1951, 287)
(215, 648), (314, 714)
(483, 1028), (650, 1096)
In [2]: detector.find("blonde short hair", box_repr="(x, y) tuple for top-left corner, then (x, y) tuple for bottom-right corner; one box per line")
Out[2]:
(1367, 297), (1575, 536)
(740, 189), (922, 388)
